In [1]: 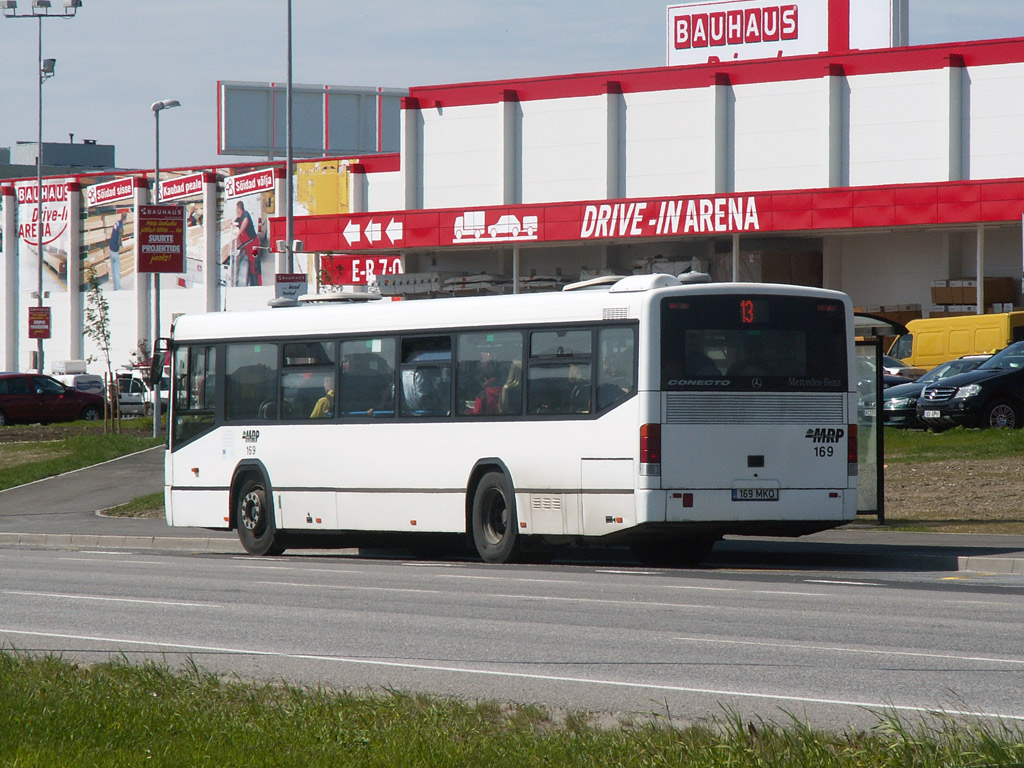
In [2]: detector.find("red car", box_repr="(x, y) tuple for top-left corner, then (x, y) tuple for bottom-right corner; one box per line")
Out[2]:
(0, 372), (104, 426)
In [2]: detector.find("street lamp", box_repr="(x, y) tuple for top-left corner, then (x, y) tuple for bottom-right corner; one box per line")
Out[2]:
(151, 98), (180, 439)
(2, 0), (83, 373)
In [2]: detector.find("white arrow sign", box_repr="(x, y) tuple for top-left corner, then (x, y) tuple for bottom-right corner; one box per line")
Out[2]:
(343, 221), (361, 245)
(366, 220), (382, 244)
(386, 218), (404, 244)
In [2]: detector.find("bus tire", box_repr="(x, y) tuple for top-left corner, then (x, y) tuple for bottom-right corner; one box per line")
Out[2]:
(630, 536), (716, 568)
(471, 471), (521, 564)
(236, 476), (286, 556)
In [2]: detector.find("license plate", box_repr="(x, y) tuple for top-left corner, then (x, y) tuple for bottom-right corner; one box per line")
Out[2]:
(732, 488), (779, 502)
(924, 410), (941, 419)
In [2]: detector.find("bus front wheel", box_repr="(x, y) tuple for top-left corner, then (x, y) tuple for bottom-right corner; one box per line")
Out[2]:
(471, 472), (521, 564)
(236, 476), (286, 556)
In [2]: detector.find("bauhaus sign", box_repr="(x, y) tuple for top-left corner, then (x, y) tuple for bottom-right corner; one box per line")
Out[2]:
(666, 0), (907, 66)
(137, 205), (185, 273)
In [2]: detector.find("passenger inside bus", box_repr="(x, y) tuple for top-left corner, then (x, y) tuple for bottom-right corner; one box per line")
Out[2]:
(499, 362), (522, 415)
(310, 375), (334, 418)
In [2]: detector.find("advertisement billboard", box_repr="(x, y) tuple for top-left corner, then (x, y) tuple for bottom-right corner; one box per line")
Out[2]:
(666, 0), (908, 66)
(137, 205), (186, 274)
(15, 179), (71, 295)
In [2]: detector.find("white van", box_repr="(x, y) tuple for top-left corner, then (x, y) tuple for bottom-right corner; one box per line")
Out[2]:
(115, 371), (153, 417)
(58, 374), (105, 397)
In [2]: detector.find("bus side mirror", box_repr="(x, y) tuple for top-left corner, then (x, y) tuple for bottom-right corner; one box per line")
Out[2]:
(150, 338), (167, 387)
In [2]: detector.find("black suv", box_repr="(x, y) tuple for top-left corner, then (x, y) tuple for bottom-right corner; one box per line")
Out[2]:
(918, 342), (1024, 429)
(0, 372), (104, 427)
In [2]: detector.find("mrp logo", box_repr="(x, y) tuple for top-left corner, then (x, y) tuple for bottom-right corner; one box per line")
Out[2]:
(241, 429), (260, 443)
(673, 4), (798, 50)
(805, 427), (844, 444)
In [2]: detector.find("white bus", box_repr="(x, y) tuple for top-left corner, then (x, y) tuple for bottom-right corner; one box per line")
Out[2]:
(163, 274), (857, 566)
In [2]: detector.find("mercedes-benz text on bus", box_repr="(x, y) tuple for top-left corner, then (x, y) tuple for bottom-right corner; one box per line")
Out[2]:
(165, 274), (857, 566)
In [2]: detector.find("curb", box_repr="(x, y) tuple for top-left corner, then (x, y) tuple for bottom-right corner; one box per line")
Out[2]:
(0, 532), (243, 554)
(958, 554), (1024, 575)
(1, 530), (1022, 573)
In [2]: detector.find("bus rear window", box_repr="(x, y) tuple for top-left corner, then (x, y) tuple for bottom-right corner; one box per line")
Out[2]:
(661, 295), (848, 391)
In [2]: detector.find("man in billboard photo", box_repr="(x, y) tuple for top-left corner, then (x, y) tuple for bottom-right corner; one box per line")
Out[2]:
(108, 209), (127, 290)
(231, 200), (262, 287)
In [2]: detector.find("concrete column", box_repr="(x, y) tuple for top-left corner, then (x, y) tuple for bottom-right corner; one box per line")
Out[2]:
(713, 72), (734, 194)
(945, 54), (967, 182)
(274, 166), (289, 275)
(501, 89), (520, 205)
(512, 244), (520, 295)
(349, 163), (367, 213)
(822, 236), (843, 292)
(976, 224), (986, 314)
(134, 177), (151, 354)
(605, 81), (623, 199)
(65, 182), (83, 360)
(731, 234), (740, 283)
(400, 97), (423, 210)
(203, 172), (220, 312)
(2, 184), (17, 370)
(827, 63), (848, 188)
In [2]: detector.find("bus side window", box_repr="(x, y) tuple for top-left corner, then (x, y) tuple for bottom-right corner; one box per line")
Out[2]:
(596, 326), (636, 411)
(456, 331), (523, 417)
(339, 338), (396, 417)
(400, 336), (452, 417)
(527, 329), (592, 415)
(172, 344), (217, 446)
(281, 341), (336, 420)
(225, 343), (279, 421)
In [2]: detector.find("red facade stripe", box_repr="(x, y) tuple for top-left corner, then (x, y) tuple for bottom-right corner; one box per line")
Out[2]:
(408, 38), (1024, 109)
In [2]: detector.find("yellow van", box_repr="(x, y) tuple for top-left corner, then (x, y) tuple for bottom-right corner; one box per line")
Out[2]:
(889, 312), (1024, 369)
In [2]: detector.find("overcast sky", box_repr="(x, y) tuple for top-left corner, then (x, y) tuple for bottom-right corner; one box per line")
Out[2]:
(1, 0), (1023, 172)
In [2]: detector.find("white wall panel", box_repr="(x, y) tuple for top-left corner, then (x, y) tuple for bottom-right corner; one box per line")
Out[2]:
(421, 104), (503, 209)
(733, 78), (831, 192)
(623, 88), (717, 197)
(521, 96), (607, 204)
(366, 171), (405, 212)
(847, 70), (948, 186)
(968, 63), (1024, 181)
(837, 226), (1022, 310)
(838, 230), (956, 309)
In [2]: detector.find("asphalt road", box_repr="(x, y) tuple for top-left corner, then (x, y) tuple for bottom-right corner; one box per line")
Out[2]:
(2, 546), (1023, 730)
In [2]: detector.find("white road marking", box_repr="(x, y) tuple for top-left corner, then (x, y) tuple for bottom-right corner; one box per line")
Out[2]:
(805, 579), (880, 587)
(2, 590), (217, 609)
(664, 584), (826, 597)
(1, 627), (1021, 722)
(59, 558), (165, 566)
(256, 581), (739, 610)
(673, 636), (1024, 667)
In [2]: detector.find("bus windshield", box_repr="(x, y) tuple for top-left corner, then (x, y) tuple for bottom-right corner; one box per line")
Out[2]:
(660, 295), (848, 391)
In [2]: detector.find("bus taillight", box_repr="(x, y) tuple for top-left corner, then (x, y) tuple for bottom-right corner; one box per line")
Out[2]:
(848, 424), (858, 474)
(640, 423), (661, 476)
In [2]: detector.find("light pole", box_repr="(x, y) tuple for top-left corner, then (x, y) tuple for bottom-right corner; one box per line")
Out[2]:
(151, 98), (180, 439)
(1, 0), (84, 373)
(285, 0), (294, 273)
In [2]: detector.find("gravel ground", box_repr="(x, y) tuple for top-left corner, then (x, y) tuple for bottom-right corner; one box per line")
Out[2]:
(884, 457), (1024, 533)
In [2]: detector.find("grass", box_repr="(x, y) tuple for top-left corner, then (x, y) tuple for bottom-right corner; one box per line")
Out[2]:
(101, 491), (165, 518)
(0, 431), (162, 491)
(883, 425), (1024, 463)
(1, 652), (1022, 768)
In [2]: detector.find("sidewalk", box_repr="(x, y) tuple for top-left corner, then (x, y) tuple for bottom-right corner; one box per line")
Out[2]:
(1, 447), (1023, 573)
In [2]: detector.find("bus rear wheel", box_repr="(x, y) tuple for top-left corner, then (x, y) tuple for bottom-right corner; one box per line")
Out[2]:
(471, 472), (521, 564)
(236, 477), (286, 556)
